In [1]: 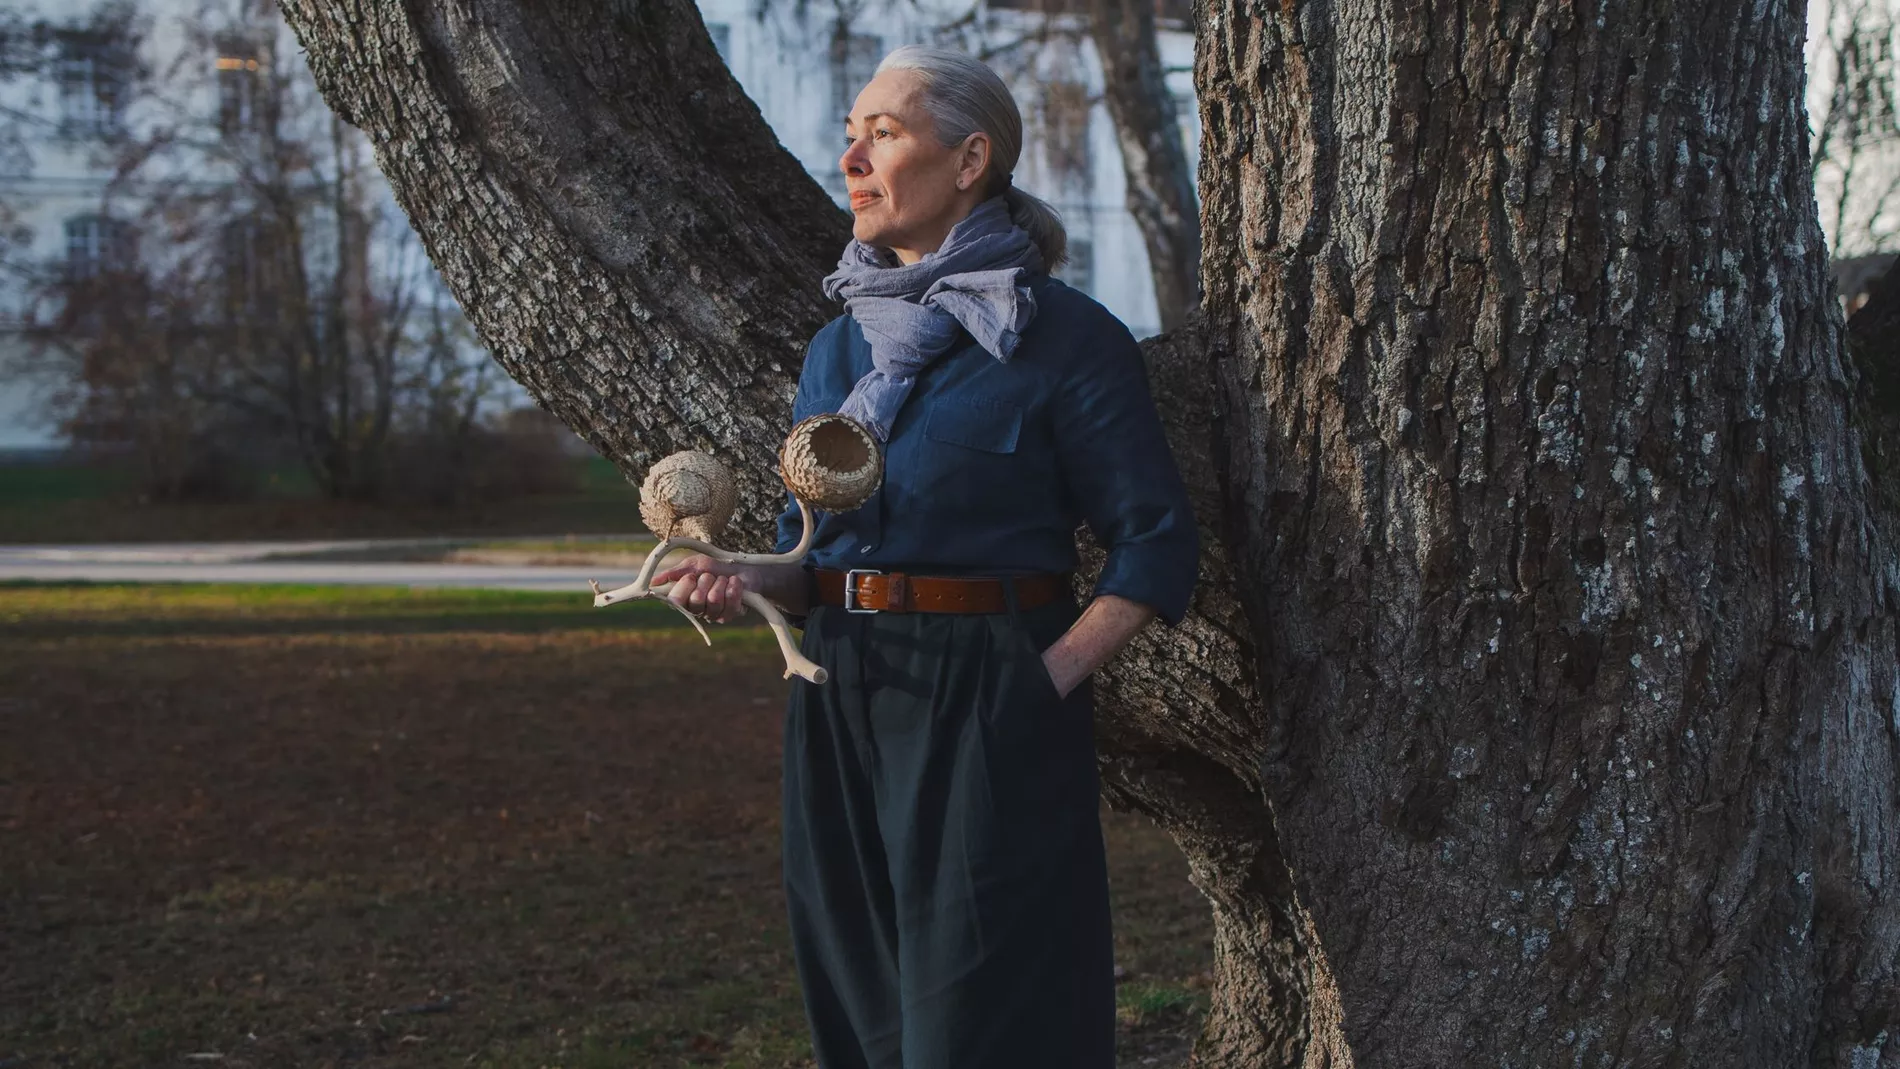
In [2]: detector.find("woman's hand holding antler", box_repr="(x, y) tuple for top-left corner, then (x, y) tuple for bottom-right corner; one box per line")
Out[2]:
(652, 557), (810, 622)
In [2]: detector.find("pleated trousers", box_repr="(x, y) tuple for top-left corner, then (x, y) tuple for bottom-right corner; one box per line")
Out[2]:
(781, 585), (1115, 1069)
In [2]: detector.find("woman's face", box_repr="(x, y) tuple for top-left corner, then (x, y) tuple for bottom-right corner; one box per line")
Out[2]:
(840, 69), (991, 264)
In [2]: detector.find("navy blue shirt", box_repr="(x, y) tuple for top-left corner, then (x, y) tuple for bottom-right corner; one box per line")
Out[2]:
(775, 275), (1199, 625)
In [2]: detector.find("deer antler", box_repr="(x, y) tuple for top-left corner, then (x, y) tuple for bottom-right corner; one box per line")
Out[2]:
(590, 416), (881, 687)
(591, 497), (823, 681)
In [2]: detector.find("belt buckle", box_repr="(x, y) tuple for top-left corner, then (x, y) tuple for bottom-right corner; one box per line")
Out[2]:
(843, 568), (882, 614)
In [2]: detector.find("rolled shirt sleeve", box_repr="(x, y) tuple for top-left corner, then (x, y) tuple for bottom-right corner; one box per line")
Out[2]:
(1051, 320), (1200, 625)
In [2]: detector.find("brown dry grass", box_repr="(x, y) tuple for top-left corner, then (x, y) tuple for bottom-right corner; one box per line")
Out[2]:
(0, 586), (1211, 1068)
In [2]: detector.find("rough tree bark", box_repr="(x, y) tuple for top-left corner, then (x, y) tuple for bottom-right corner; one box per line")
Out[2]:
(276, 0), (1898, 1065)
(1089, 0), (1202, 332)
(1197, 0), (1900, 1063)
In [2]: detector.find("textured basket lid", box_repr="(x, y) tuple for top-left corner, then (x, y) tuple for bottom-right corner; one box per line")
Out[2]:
(639, 451), (738, 542)
(780, 414), (882, 512)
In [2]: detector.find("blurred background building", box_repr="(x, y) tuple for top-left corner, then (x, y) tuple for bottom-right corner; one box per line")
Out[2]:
(2, 0), (1890, 460)
(0, 0), (520, 495)
(0, 0), (1197, 459)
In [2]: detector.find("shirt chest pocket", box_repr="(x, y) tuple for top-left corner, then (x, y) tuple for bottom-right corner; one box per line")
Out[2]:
(924, 396), (1022, 453)
(900, 393), (1048, 534)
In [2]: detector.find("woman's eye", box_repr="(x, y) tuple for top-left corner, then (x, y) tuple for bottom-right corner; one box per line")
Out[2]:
(874, 128), (892, 139)
(842, 135), (856, 146)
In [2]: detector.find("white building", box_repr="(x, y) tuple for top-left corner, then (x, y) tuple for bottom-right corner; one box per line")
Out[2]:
(0, 0), (317, 449)
(0, 0), (1198, 451)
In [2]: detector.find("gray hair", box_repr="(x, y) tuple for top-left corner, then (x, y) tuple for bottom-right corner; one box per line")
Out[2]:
(875, 45), (1069, 270)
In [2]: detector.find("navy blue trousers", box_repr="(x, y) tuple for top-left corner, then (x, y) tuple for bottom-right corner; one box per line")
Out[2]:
(782, 589), (1115, 1069)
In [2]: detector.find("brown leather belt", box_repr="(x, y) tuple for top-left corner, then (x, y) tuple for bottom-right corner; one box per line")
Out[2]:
(814, 568), (1068, 614)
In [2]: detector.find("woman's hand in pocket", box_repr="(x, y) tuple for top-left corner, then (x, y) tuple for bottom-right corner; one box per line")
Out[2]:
(1039, 595), (1161, 699)
(1038, 649), (1076, 699)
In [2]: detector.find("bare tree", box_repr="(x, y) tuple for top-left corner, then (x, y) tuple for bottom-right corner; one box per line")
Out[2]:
(3, 1), (507, 500)
(1087, 0), (1199, 331)
(36, 248), (256, 498)
(959, 0), (1201, 330)
(1811, 0), (1900, 260)
(274, 0), (1899, 1065)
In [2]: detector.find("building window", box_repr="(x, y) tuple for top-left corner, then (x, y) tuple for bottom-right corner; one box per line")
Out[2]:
(64, 215), (133, 282)
(830, 32), (882, 125)
(220, 217), (266, 317)
(706, 22), (731, 64)
(57, 30), (133, 138)
(1059, 237), (1094, 296)
(1174, 90), (1201, 153)
(822, 32), (882, 199)
(310, 288), (337, 352)
(216, 34), (267, 136)
(1039, 79), (1094, 194)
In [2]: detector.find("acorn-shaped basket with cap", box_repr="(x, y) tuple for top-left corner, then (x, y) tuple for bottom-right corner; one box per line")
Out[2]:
(590, 413), (883, 684)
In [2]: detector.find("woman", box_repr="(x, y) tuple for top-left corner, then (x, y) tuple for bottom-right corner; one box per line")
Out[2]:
(653, 45), (1198, 1069)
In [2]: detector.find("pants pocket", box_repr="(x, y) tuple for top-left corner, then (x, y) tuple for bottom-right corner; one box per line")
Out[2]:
(1012, 622), (1063, 703)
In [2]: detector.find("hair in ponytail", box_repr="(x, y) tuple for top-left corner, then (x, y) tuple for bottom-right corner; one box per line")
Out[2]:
(875, 45), (1069, 270)
(999, 185), (1068, 273)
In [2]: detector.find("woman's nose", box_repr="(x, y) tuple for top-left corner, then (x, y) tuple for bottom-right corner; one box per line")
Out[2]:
(840, 140), (869, 176)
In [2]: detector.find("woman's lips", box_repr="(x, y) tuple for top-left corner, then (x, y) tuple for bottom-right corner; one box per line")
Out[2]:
(849, 191), (879, 209)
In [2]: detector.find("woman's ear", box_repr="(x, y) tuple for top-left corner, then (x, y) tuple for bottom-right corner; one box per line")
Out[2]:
(954, 132), (992, 192)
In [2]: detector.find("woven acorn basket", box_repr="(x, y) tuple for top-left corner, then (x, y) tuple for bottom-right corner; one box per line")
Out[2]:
(779, 413), (883, 512)
(639, 451), (739, 542)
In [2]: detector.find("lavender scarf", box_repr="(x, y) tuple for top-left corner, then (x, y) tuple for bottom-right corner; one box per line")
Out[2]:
(821, 196), (1042, 441)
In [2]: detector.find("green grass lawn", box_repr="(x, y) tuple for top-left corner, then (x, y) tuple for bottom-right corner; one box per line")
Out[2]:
(0, 460), (138, 504)
(0, 582), (689, 639)
(0, 583), (1213, 1068)
(0, 457), (648, 544)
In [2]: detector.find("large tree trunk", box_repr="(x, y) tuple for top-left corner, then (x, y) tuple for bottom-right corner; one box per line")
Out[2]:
(1090, 0), (1202, 333)
(277, 0), (1898, 1065)
(1196, 0), (1900, 1063)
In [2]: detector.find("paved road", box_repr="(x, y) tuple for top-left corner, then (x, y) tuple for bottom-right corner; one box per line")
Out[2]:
(0, 539), (459, 565)
(0, 542), (639, 593)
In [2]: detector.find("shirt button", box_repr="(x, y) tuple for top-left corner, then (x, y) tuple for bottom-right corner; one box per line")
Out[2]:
(859, 545), (876, 555)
